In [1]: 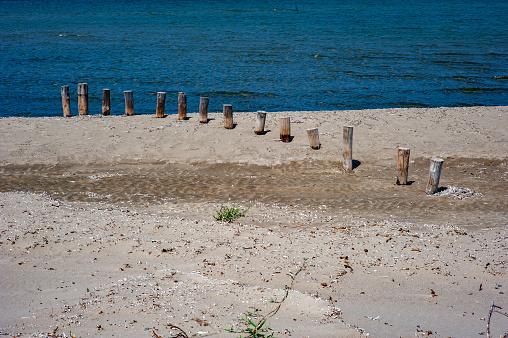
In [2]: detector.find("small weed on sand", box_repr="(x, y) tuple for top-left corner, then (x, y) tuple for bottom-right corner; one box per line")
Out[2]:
(214, 205), (250, 222)
(228, 311), (275, 338)
(226, 258), (308, 338)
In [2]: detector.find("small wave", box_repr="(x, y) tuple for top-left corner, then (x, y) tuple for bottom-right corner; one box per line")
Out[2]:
(198, 90), (279, 98)
(455, 103), (483, 107)
(392, 101), (430, 108)
(28, 57), (48, 62)
(451, 75), (471, 80)
(436, 52), (469, 56)
(358, 94), (386, 100)
(355, 74), (381, 79)
(316, 89), (339, 94)
(442, 87), (508, 93)
(394, 74), (420, 79)
(430, 60), (481, 66)
(487, 52), (508, 57)
(58, 33), (90, 38)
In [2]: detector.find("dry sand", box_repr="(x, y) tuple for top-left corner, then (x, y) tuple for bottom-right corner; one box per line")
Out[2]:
(0, 106), (507, 337)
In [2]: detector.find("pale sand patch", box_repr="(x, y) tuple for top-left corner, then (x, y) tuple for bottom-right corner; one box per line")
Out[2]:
(0, 106), (507, 337)
(0, 191), (506, 337)
(0, 106), (506, 166)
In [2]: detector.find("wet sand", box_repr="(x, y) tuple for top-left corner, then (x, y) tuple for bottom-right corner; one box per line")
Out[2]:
(1, 106), (507, 337)
(1, 157), (507, 227)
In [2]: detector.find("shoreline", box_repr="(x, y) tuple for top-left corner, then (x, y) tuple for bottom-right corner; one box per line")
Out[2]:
(1, 106), (507, 337)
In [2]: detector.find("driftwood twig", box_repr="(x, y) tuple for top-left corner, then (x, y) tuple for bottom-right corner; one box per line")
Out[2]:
(487, 301), (508, 338)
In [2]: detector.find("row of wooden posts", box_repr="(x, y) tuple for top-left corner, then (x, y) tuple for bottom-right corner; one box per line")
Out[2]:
(62, 84), (223, 122)
(61, 83), (444, 195)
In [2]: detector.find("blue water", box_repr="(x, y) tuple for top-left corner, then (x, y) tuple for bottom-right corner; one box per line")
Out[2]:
(1, 0), (507, 117)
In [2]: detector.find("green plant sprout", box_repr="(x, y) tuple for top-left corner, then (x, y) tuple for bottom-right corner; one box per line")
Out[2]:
(225, 311), (274, 338)
(226, 258), (309, 338)
(214, 205), (250, 223)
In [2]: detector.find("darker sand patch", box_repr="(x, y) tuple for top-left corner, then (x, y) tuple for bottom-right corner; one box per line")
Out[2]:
(1, 157), (506, 228)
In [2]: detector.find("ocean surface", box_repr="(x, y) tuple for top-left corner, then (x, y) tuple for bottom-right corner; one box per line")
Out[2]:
(1, 0), (507, 117)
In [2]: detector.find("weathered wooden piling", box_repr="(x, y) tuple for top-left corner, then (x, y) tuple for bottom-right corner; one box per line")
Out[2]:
(426, 158), (444, 195)
(61, 85), (71, 117)
(279, 117), (291, 142)
(78, 83), (88, 115)
(178, 92), (187, 120)
(306, 128), (321, 149)
(223, 104), (234, 129)
(199, 97), (209, 123)
(102, 89), (111, 116)
(343, 126), (353, 173)
(255, 111), (267, 135)
(156, 92), (166, 118)
(124, 90), (134, 116)
(396, 147), (410, 185)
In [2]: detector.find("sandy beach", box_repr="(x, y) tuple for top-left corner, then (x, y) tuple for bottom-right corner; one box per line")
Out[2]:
(1, 106), (507, 337)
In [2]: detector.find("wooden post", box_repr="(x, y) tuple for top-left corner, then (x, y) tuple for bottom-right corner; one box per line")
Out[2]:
(279, 117), (291, 142)
(307, 128), (321, 149)
(199, 97), (209, 123)
(343, 126), (353, 173)
(255, 111), (267, 135)
(156, 92), (166, 118)
(78, 83), (88, 115)
(124, 90), (134, 116)
(178, 92), (187, 120)
(396, 147), (410, 185)
(61, 85), (71, 117)
(426, 158), (444, 195)
(223, 104), (234, 129)
(102, 89), (110, 116)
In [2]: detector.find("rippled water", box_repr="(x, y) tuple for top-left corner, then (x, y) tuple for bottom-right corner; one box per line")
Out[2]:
(1, 0), (507, 117)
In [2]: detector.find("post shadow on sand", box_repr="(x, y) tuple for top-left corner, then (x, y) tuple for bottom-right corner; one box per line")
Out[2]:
(352, 159), (361, 170)
(198, 117), (216, 123)
(397, 180), (416, 186)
